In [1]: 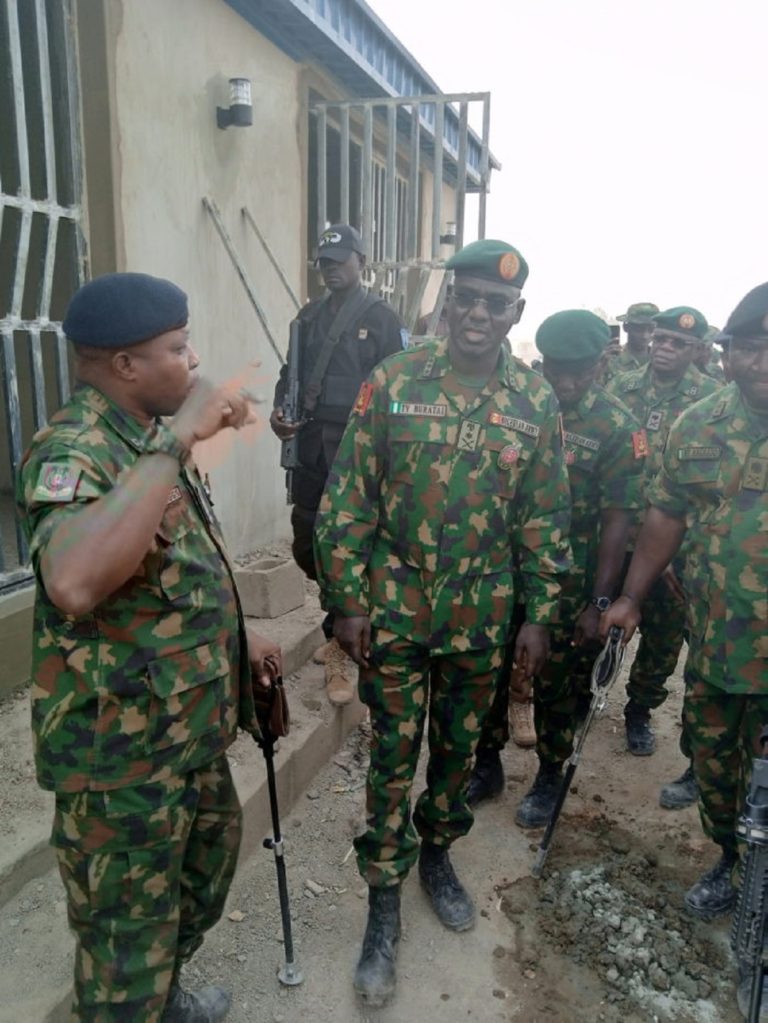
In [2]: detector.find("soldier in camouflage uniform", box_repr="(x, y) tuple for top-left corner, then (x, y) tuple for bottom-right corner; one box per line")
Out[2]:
(315, 239), (571, 1007)
(603, 281), (768, 931)
(606, 307), (721, 758)
(468, 311), (646, 824)
(600, 301), (658, 385)
(16, 273), (279, 1023)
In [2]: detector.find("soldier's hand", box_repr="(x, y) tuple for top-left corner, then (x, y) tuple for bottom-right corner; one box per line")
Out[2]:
(270, 407), (302, 440)
(171, 377), (258, 448)
(513, 623), (549, 678)
(334, 614), (371, 667)
(573, 606), (602, 647)
(246, 627), (282, 689)
(599, 597), (641, 643)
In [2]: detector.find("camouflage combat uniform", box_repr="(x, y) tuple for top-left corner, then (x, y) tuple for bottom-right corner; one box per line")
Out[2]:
(606, 362), (721, 710)
(16, 385), (258, 1023)
(478, 385), (645, 759)
(646, 382), (768, 852)
(600, 346), (649, 386)
(315, 338), (571, 885)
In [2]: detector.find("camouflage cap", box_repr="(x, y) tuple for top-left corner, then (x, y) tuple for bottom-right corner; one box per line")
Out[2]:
(446, 239), (529, 289)
(653, 306), (709, 341)
(535, 310), (611, 362)
(720, 282), (768, 343)
(616, 302), (659, 324)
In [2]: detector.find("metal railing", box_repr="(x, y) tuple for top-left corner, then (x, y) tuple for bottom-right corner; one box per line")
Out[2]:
(0, 0), (86, 592)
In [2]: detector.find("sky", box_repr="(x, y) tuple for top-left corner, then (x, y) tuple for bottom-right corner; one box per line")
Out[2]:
(367, 0), (768, 347)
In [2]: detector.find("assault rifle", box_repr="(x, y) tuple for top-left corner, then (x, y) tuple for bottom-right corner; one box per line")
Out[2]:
(532, 626), (625, 878)
(732, 727), (768, 1022)
(280, 319), (302, 504)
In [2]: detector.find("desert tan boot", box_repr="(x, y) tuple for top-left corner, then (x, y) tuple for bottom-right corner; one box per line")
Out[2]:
(510, 699), (536, 748)
(312, 640), (333, 665)
(324, 637), (357, 706)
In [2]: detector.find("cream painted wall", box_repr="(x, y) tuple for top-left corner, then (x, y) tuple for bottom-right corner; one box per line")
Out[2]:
(108, 0), (303, 556)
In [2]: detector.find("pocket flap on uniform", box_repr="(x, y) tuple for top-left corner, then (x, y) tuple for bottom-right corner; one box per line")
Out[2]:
(146, 643), (230, 698)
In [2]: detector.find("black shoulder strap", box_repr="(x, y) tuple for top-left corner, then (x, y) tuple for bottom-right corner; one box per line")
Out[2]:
(303, 289), (381, 411)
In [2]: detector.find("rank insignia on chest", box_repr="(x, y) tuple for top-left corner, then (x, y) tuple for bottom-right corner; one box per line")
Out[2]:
(488, 411), (540, 438)
(354, 382), (375, 415)
(390, 401), (447, 417)
(632, 430), (649, 459)
(166, 485), (183, 505)
(498, 443), (520, 469)
(357, 327), (369, 340)
(743, 457), (768, 491)
(33, 463), (81, 502)
(646, 411), (664, 431)
(457, 419), (481, 451)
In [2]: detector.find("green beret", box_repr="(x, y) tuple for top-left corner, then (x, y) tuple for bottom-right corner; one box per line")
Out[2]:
(721, 283), (768, 343)
(63, 273), (188, 348)
(653, 306), (708, 341)
(535, 310), (611, 362)
(446, 239), (528, 289)
(617, 302), (659, 324)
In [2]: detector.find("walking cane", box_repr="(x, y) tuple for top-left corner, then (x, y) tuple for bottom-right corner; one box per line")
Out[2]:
(254, 669), (304, 987)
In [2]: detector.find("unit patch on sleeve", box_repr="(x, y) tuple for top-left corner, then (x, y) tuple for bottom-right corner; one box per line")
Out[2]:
(32, 463), (82, 503)
(390, 401), (447, 417)
(488, 411), (540, 438)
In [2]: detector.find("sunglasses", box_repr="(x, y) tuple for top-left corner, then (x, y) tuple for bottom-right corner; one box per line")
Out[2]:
(452, 289), (518, 318)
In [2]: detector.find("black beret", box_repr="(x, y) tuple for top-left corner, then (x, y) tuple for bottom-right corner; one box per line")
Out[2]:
(721, 283), (768, 343)
(63, 272), (188, 348)
(536, 310), (611, 362)
(446, 239), (529, 289)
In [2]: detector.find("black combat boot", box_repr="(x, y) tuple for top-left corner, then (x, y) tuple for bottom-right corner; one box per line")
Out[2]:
(684, 848), (739, 919)
(353, 884), (401, 1007)
(466, 747), (505, 808)
(161, 984), (231, 1022)
(515, 762), (562, 828)
(418, 841), (475, 931)
(624, 699), (656, 756)
(659, 763), (698, 809)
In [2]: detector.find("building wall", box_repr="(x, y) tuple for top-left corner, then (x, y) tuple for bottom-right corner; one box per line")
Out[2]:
(90, 0), (305, 556)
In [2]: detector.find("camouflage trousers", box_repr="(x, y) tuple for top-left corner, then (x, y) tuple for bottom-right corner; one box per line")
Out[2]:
(355, 629), (503, 886)
(624, 557), (686, 710)
(52, 755), (242, 1022)
(478, 623), (598, 766)
(684, 668), (768, 854)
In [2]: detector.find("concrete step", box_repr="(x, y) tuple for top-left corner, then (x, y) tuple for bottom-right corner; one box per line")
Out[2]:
(0, 597), (366, 1023)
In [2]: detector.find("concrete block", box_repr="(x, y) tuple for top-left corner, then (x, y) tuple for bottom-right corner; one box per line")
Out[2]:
(235, 558), (305, 618)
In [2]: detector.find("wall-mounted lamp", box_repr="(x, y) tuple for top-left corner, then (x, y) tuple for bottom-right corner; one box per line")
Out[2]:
(440, 220), (457, 245)
(217, 77), (253, 129)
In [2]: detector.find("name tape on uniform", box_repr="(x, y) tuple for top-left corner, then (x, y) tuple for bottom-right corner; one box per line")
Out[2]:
(563, 430), (600, 452)
(677, 446), (721, 461)
(390, 401), (447, 417)
(488, 411), (540, 438)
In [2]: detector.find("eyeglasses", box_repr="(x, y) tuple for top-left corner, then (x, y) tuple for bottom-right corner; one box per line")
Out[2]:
(452, 289), (518, 318)
(652, 334), (694, 352)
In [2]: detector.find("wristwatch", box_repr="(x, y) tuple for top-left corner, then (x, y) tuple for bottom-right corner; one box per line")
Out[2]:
(590, 596), (612, 612)
(145, 423), (190, 465)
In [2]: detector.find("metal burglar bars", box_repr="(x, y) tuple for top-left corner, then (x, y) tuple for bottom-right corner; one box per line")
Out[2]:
(0, 0), (86, 592)
(310, 91), (492, 269)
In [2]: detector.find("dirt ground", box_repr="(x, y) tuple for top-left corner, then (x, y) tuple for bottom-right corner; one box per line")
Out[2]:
(183, 643), (744, 1023)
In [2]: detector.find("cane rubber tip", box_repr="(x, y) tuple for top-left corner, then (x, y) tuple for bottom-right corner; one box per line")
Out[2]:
(278, 964), (304, 987)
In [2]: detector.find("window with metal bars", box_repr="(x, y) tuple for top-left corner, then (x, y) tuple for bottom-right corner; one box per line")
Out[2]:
(0, 0), (86, 593)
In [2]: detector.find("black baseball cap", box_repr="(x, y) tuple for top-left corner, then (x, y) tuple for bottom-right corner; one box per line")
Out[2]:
(316, 224), (366, 263)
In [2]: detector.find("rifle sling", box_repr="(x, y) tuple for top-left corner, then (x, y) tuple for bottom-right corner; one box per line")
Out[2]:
(302, 289), (380, 413)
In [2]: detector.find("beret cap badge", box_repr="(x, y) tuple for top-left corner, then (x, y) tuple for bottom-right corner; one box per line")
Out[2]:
(679, 312), (696, 330)
(498, 252), (521, 281)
